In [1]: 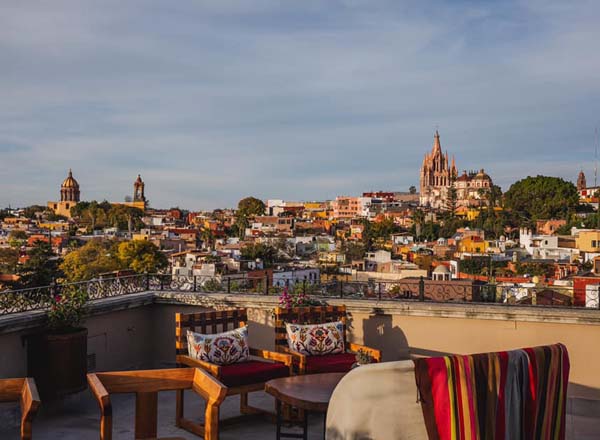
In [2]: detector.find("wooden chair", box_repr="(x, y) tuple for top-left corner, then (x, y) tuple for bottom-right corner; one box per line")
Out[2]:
(0, 377), (41, 440)
(274, 305), (382, 374)
(175, 309), (293, 436)
(87, 367), (227, 440)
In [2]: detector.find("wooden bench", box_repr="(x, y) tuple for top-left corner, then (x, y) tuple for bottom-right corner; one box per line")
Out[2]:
(274, 305), (382, 374)
(175, 309), (293, 436)
(87, 368), (226, 440)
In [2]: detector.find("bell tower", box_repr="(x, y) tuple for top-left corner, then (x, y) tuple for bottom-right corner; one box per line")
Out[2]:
(133, 174), (146, 202)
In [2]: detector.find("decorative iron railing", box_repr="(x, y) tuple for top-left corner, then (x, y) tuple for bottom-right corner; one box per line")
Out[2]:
(0, 273), (593, 316)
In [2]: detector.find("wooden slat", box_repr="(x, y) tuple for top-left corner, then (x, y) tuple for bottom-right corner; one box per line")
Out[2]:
(94, 368), (194, 393)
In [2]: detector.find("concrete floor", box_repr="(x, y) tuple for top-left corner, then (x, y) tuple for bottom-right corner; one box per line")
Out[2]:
(0, 388), (599, 439)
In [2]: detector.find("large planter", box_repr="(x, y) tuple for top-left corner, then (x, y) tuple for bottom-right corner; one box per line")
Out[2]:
(27, 328), (88, 400)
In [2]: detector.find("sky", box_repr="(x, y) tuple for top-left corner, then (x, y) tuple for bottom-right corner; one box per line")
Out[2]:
(1, 0), (600, 210)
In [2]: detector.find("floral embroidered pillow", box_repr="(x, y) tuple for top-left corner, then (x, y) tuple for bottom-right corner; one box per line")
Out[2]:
(186, 326), (249, 365)
(286, 321), (345, 356)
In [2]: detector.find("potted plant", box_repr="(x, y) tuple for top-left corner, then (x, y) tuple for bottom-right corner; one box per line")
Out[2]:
(352, 349), (373, 369)
(28, 284), (89, 400)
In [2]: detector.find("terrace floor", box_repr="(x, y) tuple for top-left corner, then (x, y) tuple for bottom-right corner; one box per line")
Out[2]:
(1, 386), (599, 439)
(0, 387), (326, 440)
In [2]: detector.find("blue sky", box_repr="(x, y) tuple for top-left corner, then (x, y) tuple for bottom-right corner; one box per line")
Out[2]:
(1, 0), (599, 209)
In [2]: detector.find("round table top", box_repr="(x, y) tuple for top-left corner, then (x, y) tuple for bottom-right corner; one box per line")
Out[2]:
(264, 372), (346, 413)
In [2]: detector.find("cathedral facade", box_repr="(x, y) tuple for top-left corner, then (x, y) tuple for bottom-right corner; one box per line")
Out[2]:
(419, 131), (493, 209)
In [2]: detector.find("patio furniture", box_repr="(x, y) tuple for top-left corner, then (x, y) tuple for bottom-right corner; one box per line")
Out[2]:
(265, 372), (345, 440)
(87, 367), (227, 440)
(0, 377), (41, 440)
(274, 305), (382, 374)
(175, 309), (293, 435)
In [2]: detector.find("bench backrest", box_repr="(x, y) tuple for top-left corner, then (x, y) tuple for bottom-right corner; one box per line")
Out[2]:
(175, 309), (248, 356)
(274, 305), (348, 350)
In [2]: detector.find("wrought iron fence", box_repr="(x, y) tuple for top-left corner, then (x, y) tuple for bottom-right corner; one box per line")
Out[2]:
(0, 273), (594, 316)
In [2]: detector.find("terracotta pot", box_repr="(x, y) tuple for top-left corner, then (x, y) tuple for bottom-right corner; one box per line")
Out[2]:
(27, 328), (88, 400)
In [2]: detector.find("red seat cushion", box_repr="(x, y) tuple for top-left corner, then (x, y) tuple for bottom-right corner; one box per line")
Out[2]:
(219, 360), (289, 387)
(305, 352), (356, 374)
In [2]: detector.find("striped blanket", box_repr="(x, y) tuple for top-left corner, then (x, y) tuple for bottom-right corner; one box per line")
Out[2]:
(413, 344), (570, 440)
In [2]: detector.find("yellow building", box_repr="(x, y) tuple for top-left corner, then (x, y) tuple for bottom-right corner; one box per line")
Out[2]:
(47, 169), (80, 218)
(577, 230), (600, 253)
(457, 236), (489, 254)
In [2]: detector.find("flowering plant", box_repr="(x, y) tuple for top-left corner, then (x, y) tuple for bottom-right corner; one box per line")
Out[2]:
(278, 286), (318, 309)
(47, 286), (88, 332)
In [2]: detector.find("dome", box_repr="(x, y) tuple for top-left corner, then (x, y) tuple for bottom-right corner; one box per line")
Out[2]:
(433, 265), (450, 274)
(61, 169), (80, 189)
(474, 168), (491, 181)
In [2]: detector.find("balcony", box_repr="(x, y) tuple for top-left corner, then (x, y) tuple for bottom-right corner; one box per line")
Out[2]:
(1, 276), (600, 439)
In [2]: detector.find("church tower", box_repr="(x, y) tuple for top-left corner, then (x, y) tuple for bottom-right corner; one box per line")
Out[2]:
(577, 170), (587, 191)
(133, 174), (146, 202)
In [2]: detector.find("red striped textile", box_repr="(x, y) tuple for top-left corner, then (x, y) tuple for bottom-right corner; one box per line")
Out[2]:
(414, 344), (570, 440)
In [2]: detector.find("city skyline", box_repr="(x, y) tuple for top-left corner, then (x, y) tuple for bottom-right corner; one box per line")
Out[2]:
(1, 1), (600, 209)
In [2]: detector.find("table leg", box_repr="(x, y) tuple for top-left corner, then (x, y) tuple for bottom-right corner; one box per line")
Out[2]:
(276, 400), (282, 440)
(303, 411), (308, 440)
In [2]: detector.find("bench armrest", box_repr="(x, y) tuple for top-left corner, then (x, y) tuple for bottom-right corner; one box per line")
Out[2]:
(250, 348), (294, 374)
(176, 355), (222, 378)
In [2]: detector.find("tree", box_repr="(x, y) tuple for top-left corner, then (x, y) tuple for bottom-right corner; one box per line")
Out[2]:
(240, 242), (277, 267)
(503, 176), (579, 223)
(409, 186), (417, 194)
(116, 240), (168, 274)
(107, 205), (144, 232)
(235, 197), (266, 239)
(411, 209), (425, 240)
(17, 241), (62, 287)
(445, 177), (458, 216)
(341, 241), (366, 262)
(22, 205), (47, 219)
(0, 247), (19, 274)
(60, 240), (120, 282)
(8, 230), (27, 248)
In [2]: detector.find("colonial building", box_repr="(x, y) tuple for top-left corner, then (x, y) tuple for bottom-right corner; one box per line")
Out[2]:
(47, 169), (80, 218)
(48, 171), (147, 218)
(419, 131), (493, 209)
(577, 170), (600, 202)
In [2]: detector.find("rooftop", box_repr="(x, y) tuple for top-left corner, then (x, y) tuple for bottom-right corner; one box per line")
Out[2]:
(1, 278), (600, 438)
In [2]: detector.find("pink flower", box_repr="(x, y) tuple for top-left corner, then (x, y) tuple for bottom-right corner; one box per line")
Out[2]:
(54, 294), (62, 303)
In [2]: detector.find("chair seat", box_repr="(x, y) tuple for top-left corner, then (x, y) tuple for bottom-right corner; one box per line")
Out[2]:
(305, 353), (356, 374)
(220, 360), (289, 387)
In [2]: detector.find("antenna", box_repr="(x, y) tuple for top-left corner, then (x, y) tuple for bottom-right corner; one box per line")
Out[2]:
(595, 127), (598, 188)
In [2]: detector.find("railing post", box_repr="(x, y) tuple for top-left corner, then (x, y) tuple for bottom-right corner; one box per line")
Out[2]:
(227, 277), (231, 294)
(145, 272), (150, 291)
(303, 279), (307, 295)
(378, 282), (382, 301)
(193, 276), (197, 292)
(160, 275), (164, 291)
(264, 273), (269, 295)
(339, 280), (343, 299)
(419, 276), (425, 302)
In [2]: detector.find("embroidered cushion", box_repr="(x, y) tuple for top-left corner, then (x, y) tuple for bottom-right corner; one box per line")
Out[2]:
(186, 326), (249, 365)
(286, 321), (345, 356)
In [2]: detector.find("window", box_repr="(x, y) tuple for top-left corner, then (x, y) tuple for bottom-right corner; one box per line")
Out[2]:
(593, 240), (598, 248)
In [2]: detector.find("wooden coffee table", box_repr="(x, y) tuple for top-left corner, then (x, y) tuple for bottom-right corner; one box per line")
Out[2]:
(265, 372), (345, 440)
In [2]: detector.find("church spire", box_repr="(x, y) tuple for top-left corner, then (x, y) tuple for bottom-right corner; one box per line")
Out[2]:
(432, 130), (442, 155)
